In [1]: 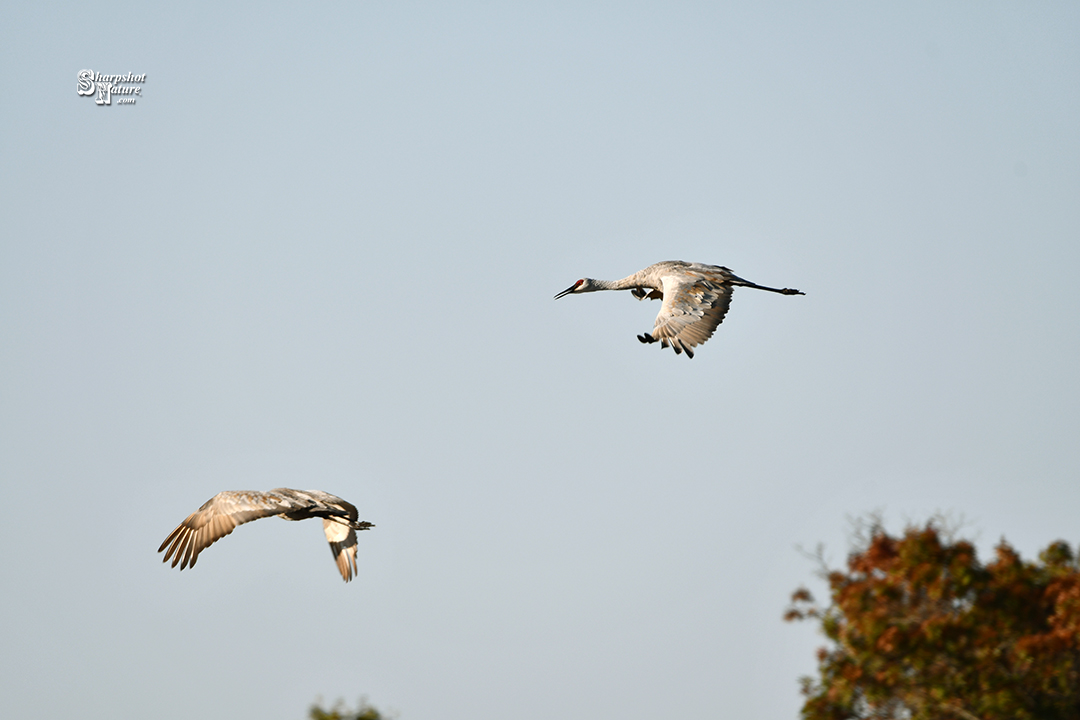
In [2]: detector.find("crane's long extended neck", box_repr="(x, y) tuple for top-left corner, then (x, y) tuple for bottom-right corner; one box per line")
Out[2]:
(556, 275), (646, 298)
(590, 275), (648, 292)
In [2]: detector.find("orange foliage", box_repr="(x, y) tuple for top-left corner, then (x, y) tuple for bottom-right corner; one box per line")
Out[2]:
(786, 522), (1080, 720)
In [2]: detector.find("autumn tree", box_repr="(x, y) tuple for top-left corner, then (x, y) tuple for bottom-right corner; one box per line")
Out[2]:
(786, 520), (1080, 720)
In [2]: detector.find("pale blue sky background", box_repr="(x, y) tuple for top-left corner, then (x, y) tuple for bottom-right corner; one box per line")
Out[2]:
(2, 3), (1078, 719)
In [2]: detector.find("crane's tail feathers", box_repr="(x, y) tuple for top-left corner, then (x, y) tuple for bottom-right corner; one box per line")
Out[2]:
(666, 338), (693, 359)
(638, 333), (694, 358)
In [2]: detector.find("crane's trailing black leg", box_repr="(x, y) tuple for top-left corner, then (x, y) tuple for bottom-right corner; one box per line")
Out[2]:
(733, 279), (805, 295)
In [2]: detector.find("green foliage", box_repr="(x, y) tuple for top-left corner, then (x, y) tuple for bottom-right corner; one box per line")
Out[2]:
(786, 521), (1080, 720)
(309, 698), (386, 720)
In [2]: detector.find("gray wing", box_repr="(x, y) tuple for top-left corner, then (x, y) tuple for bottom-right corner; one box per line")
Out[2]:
(158, 490), (294, 571)
(277, 489), (371, 582)
(649, 272), (733, 358)
(323, 520), (359, 582)
(307, 492), (362, 583)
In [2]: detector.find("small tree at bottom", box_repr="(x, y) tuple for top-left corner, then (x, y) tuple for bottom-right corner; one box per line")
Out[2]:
(309, 697), (386, 720)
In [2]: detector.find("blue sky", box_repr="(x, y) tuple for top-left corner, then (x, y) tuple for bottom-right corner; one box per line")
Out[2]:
(2, 3), (1078, 719)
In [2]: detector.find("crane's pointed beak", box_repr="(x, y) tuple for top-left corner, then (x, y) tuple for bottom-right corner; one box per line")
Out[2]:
(554, 284), (576, 300)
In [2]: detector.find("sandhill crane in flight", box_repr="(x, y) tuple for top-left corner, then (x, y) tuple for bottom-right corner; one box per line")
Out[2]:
(555, 260), (804, 358)
(158, 488), (374, 582)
